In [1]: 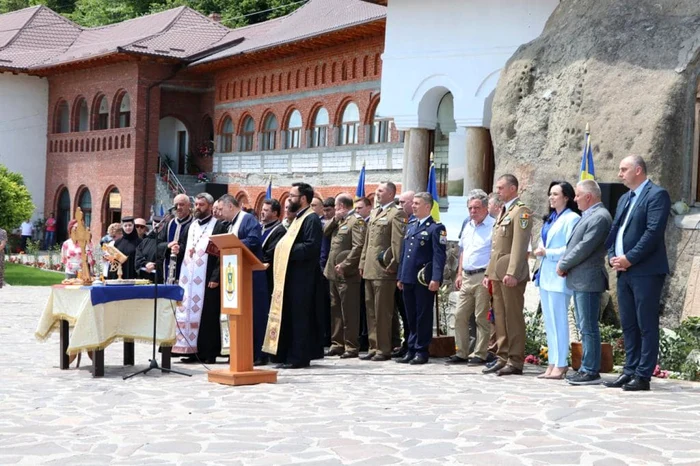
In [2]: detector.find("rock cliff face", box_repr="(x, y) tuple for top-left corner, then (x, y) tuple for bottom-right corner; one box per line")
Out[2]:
(491, 0), (700, 322)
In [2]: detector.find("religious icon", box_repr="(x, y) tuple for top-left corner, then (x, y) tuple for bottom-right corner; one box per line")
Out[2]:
(71, 207), (93, 285)
(225, 261), (236, 299)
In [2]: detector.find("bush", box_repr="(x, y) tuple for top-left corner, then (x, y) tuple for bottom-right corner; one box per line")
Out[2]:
(659, 317), (700, 381)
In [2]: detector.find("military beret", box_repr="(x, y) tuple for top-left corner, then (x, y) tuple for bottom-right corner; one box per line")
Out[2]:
(376, 248), (393, 268)
(417, 262), (433, 287)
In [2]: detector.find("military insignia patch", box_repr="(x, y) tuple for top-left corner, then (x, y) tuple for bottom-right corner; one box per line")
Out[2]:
(519, 212), (530, 229)
(439, 229), (447, 244)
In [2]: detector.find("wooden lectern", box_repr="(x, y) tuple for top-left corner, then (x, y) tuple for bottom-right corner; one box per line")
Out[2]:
(207, 234), (277, 386)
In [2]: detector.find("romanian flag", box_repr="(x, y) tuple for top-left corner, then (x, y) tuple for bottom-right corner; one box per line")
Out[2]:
(580, 124), (595, 180)
(355, 161), (366, 200)
(159, 202), (165, 217)
(265, 177), (272, 200)
(427, 155), (440, 221)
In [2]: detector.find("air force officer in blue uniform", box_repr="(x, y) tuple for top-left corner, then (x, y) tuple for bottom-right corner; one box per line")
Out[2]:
(397, 192), (447, 365)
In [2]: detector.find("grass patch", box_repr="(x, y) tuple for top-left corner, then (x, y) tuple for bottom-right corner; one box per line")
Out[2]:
(4, 263), (64, 286)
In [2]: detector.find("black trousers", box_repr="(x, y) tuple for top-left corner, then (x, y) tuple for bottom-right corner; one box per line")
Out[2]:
(402, 283), (435, 358)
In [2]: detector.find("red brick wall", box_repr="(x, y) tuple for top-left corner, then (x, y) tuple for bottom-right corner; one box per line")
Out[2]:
(213, 34), (392, 151)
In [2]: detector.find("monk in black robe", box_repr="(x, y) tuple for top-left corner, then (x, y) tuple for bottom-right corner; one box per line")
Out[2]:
(107, 216), (141, 279)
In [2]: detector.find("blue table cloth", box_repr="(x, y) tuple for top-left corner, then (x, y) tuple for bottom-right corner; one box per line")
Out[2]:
(89, 285), (184, 306)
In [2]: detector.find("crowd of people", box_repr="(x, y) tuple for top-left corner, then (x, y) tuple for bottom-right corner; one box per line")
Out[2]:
(5, 153), (666, 391)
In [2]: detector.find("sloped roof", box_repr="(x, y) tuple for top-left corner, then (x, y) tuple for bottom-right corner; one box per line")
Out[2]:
(0, 5), (232, 72)
(191, 0), (386, 67)
(0, 0), (386, 73)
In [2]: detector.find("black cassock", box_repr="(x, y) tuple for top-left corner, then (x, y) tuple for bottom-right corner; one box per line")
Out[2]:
(156, 215), (193, 284)
(107, 229), (141, 280)
(275, 208), (325, 366)
(135, 230), (161, 282)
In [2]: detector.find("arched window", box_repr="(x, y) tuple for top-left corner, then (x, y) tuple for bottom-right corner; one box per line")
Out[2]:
(286, 110), (302, 149)
(340, 102), (360, 145)
(54, 101), (69, 133)
(240, 116), (255, 152)
(78, 188), (92, 227)
(311, 107), (329, 148)
(117, 92), (131, 128)
(220, 116), (234, 152)
(262, 113), (278, 151)
(73, 98), (88, 132)
(371, 102), (391, 144)
(95, 96), (109, 130)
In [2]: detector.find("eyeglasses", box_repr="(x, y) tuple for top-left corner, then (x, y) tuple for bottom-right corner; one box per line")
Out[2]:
(289, 194), (301, 199)
(135, 225), (147, 229)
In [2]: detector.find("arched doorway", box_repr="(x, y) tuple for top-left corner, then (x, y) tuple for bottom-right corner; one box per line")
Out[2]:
(56, 187), (71, 244)
(77, 187), (92, 227)
(104, 187), (122, 232)
(159, 117), (189, 174)
(236, 192), (250, 210)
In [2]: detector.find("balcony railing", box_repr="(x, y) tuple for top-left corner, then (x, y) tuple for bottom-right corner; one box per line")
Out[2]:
(48, 127), (134, 154)
(159, 158), (186, 196)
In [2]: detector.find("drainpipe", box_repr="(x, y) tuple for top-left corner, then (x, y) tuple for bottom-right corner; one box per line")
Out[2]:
(140, 64), (184, 217)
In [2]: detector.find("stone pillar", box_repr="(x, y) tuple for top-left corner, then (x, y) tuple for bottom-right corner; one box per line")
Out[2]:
(464, 127), (493, 195)
(402, 128), (430, 192)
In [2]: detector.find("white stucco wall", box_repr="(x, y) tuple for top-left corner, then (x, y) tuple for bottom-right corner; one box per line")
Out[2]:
(158, 116), (188, 174)
(379, 0), (559, 130)
(0, 73), (48, 220)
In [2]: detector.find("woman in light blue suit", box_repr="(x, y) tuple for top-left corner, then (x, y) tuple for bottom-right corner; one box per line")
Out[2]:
(534, 181), (580, 379)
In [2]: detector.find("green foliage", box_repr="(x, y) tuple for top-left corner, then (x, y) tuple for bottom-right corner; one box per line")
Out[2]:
(525, 306), (547, 361)
(0, 165), (35, 234)
(1, 0), (305, 27)
(659, 317), (700, 380)
(4, 263), (64, 286)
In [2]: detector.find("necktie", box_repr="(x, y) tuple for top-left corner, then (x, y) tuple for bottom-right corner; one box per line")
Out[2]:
(499, 205), (506, 222)
(604, 191), (636, 249)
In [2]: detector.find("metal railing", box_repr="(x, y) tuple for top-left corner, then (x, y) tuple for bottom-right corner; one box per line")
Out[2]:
(159, 159), (187, 196)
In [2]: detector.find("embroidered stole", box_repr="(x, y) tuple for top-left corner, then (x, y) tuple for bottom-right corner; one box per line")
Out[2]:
(262, 208), (314, 354)
(174, 218), (216, 354)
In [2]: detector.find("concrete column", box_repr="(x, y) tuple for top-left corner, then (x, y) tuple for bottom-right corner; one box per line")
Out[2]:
(402, 128), (430, 192)
(464, 127), (493, 195)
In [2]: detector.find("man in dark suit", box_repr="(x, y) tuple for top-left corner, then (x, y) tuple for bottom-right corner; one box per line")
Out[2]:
(604, 155), (671, 391)
(557, 180), (612, 385)
(260, 199), (287, 299)
(396, 192), (447, 365)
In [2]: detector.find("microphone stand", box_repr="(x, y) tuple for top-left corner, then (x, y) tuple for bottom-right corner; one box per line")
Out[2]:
(124, 224), (191, 380)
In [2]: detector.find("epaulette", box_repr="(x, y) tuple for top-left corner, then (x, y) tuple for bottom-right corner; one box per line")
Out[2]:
(515, 200), (525, 207)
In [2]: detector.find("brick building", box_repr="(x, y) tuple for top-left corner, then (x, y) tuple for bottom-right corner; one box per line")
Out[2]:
(0, 0), (392, 243)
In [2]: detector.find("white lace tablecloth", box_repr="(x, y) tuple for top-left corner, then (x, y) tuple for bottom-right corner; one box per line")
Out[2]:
(36, 285), (177, 355)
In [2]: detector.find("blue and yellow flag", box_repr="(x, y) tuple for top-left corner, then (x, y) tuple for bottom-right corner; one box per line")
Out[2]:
(265, 177), (272, 200)
(580, 124), (595, 181)
(355, 161), (366, 200)
(427, 155), (440, 221)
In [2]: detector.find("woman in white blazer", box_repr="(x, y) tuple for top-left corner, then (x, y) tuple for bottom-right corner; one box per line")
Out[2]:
(534, 181), (580, 379)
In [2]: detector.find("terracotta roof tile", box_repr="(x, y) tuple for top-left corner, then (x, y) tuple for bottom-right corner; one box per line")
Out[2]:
(192, 0), (386, 66)
(0, 0), (385, 71)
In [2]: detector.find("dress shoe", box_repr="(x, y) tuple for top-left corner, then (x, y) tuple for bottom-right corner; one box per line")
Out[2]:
(622, 377), (650, 391)
(603, 373), (632, 388)
(396, 354), (414, 364)
(445, 355), (469, 364)
(482, 360), (506, 374)
(204, 357), (217, 364)
(371, 354), (391, 361)
(409, 355), (428, 365)
(276, 362), (309, 369)
(359, 352), (376, 361)
(179, 355), (198, 364)
(325, 348), (344, 357)
(497, 365), (523, 376)
(253, 358), (268, 366)
(467, 356), (487, 366)
(391, 346), (408, 358)
(340, 351), (358, 359)
(485, 352), (497, 363)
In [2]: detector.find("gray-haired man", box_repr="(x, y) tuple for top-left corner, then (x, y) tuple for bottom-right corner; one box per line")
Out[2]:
(557, 180), (612, 385)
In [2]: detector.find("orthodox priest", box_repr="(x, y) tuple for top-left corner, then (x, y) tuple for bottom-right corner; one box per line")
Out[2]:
(156, 194), (193, 283)
(174, 193), (227, 364)
(218, 194), (271, 366)
(260, 199), (286, 299)
(263, 182), (323, 369)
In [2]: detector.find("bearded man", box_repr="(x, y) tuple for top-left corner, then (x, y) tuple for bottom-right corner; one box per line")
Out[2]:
(174, 193), (227, 364)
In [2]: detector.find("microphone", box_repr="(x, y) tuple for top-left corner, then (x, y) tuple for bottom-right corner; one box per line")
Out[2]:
(167, 205), (177, 213)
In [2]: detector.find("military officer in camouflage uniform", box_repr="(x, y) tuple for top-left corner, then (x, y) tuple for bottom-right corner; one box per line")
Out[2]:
(483, 174), (533, 376)
(324, 194), (366, 358)
(359, 182), (408, 361)
(396, 192), (447, 365)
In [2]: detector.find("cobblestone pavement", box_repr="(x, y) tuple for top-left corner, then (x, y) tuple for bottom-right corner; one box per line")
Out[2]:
(2, 286), (700, 465)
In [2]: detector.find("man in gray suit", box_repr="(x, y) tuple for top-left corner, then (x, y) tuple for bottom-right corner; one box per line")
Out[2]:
(556, 179), (613, 385)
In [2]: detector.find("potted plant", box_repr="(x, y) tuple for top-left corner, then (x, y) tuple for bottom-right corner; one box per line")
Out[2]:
(598, 324), (622, 373)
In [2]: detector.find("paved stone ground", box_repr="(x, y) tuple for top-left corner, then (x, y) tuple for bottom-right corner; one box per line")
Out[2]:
(2, 286), (700, 465)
